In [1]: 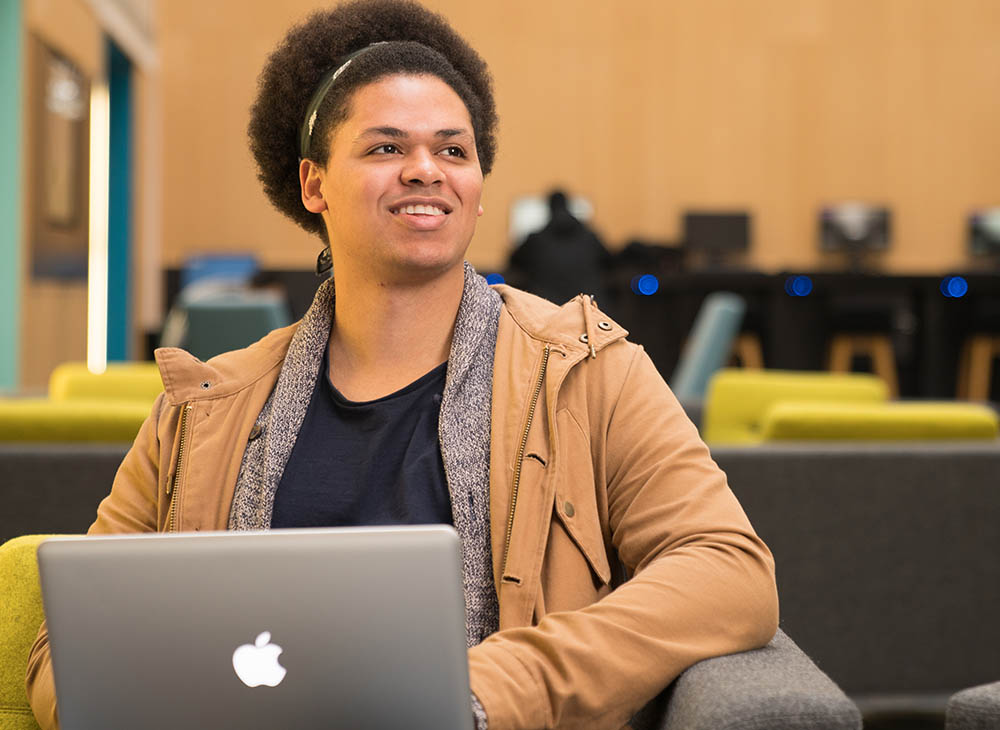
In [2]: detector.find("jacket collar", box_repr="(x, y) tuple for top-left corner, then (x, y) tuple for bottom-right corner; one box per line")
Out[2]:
(153, 272), (629, 407)
(154, 319), (298, 407)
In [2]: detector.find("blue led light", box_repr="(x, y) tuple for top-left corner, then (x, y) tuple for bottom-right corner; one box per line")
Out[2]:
(785, 275), (813, 297)
(637, 274), (659, 296)
(631, 275), (659, 295)
(948, 276), (968, 298)
(485, 273), (505, 285)
(940, 276), (968, 298)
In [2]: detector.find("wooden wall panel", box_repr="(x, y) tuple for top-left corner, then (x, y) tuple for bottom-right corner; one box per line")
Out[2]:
(20, 0), (101, 389)
(19, 282), (89, 392)
(157, 0), (1000, 273)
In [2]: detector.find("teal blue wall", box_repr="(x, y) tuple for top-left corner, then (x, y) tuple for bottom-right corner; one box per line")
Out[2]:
(107, 39), (132, 361)
(0, 0), (22, 389)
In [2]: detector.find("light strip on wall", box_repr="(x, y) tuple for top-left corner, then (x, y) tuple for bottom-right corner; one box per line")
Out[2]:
(87, 78), (110, 375)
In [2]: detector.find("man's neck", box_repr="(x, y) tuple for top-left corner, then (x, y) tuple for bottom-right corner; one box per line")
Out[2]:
(327, 264), (464, 401)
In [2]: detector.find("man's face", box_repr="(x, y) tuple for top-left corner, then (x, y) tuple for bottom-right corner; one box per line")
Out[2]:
(316, 74), (484, 284)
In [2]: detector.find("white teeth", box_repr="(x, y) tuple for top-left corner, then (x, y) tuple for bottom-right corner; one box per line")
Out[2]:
(397, 204), (445, 216)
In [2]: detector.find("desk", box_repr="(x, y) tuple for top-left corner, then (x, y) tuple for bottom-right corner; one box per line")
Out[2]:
(611, 270), (1000, 398)
(162, 268), (1000, 399)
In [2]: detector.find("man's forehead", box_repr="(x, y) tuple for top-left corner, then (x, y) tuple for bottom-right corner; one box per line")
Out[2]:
(345, 76), (473, 132)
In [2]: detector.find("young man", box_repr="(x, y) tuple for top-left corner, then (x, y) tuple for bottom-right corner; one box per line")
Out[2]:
(27, 2), (777, 728)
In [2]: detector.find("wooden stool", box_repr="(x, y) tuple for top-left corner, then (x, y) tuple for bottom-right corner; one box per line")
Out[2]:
(729, 334), (764, 369)
(957, 335), (1000, 401)
(828, 334), (898, 398)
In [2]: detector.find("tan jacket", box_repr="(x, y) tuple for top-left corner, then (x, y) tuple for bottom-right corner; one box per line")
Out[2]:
(27, 286), (778, 730)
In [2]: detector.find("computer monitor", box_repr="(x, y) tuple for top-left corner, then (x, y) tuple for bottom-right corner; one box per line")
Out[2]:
(819, 204), (891, 270)
(508, 194), (594, 245)
(969, 208), (1000, 259)
(681, 211), (751, 269)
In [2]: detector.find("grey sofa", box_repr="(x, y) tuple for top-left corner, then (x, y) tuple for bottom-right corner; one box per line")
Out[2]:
(0, 443), (127, 543)
(946, 682), (1000, 730)
(651, 629), (860, 730)
(5, 439), (997, 718)
(714, 442), (1000, 725)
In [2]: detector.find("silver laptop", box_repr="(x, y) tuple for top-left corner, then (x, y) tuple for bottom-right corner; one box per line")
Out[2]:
(38, 526), (473, 730)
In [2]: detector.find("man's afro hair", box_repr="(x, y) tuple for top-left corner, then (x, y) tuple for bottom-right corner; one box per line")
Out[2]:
(248, 0), (498, 241)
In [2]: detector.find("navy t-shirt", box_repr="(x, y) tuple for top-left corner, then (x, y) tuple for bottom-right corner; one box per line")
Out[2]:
(270, 349), (453, 528)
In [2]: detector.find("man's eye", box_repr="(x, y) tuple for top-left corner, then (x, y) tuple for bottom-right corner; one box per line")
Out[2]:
(441, 146), (466, 158)
(371, 144), (400, 154)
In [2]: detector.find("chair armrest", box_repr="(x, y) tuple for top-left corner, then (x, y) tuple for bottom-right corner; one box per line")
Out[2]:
(643, 629), (861, 730)
(946, 681), (1000, 730)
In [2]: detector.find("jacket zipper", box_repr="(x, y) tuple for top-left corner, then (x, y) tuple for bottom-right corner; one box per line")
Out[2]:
(500, 345), (550, 580)
(166, 404), (192, 533)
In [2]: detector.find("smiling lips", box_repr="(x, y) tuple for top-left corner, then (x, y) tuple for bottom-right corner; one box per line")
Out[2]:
(389, 202), (452, 231)
(393, 203), (447, 216)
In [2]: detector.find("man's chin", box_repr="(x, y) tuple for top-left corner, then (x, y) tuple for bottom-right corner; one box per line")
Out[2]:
(376, 254), (467, 287)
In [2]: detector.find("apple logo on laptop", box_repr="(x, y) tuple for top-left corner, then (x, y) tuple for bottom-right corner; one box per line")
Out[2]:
(232, 631), (287, 688)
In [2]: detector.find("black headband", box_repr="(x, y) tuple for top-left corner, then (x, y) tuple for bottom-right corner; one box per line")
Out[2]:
(298, 42), (389, 160)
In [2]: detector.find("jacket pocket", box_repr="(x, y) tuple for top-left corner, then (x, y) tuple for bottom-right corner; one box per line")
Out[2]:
(552, 500), (611, 585)
(552, 409), (612, 586)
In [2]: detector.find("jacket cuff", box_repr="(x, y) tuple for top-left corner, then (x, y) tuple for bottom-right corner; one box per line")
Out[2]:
(469, 638), (548, 729)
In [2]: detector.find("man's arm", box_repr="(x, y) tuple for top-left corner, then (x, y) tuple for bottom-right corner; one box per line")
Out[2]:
(25, 394), (168, 730)
(469, 345), (779, 729)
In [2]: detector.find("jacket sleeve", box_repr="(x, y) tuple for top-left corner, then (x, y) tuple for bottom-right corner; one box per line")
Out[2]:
(25, 394), (168, 730)
(468, 345), (779, 730)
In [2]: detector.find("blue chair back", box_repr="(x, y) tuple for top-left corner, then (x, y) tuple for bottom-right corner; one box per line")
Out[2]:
(180, 254), (258, 290)
(670, 292), (746, 401)
(181, 292), (291, 361)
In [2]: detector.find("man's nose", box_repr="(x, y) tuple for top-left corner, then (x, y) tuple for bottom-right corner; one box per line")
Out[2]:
(401, 148), (443, 186)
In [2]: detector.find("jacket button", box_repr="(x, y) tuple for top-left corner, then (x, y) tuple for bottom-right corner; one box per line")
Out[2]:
(598, 321), (612, 331)
(563, 500), (575, 518)
(579, 334), (589, 344)
(248, 424), (263, 441)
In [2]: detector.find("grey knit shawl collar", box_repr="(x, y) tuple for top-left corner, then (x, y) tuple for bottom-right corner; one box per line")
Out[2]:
(228, 262), (501, 647)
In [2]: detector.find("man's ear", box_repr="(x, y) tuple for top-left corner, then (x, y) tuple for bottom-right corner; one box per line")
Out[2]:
(300, 159), (328, 214)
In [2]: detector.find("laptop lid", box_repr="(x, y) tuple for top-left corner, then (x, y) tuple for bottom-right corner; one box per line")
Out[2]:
(38, 526), (472, 730)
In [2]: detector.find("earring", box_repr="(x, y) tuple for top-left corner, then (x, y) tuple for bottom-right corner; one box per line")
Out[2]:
(315, 247), (332, 277)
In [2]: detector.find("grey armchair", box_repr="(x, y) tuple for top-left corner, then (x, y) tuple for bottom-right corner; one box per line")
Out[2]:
(946, 682), (1000, 730)
(632, 629), (861, 730)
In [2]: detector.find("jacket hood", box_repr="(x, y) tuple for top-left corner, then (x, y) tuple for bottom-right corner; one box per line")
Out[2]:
(493, 284), (628, 358)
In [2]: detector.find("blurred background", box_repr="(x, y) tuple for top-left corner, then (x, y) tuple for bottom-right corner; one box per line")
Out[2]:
(2, 0), (1000, 397)
(3, 3), (1000, 727)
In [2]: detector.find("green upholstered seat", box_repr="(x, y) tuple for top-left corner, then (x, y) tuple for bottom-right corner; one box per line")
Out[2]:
(760, 401), (1000, 441)
(0, 361), (159, 443)
(48, 362), (162, 405)
(0, 399), (149, 442)
(703, 369), (889, 445)
(0, 535), (55, 730)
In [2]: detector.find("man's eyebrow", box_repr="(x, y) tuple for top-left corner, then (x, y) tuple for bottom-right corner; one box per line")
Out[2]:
(357, 126), (407, 140)
(436, 128), (472, 139)
(354, 126), (473, 141)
